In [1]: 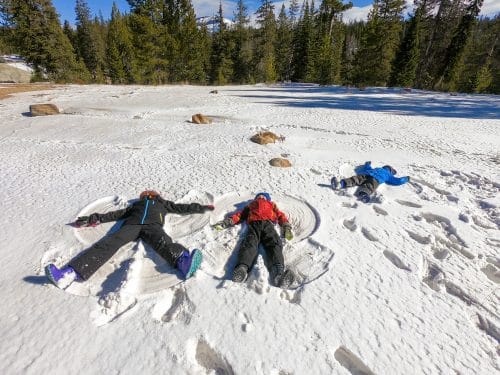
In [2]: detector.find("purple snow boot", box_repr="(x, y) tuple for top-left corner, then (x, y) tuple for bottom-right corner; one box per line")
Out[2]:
(45, 264), (80, 289)
(176, 249), (203, 279)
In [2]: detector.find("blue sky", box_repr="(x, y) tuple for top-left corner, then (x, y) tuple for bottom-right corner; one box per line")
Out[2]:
(52, 0), (499, 24)
(53, 0), (374, 22)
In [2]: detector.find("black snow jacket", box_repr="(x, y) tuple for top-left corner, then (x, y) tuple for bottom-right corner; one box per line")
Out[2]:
(93, 196), (207, 226)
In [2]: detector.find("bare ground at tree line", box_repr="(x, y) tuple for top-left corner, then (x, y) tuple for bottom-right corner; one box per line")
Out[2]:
(0, 84), (59, 100)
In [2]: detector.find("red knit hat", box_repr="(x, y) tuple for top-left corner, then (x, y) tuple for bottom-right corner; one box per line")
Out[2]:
(140, 190), (160, 199)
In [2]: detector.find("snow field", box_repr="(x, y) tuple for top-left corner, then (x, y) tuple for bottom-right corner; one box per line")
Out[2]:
(0, 84), (498, 374)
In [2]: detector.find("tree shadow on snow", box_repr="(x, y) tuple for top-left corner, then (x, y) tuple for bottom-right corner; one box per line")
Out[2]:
(224, 85), (499, 120)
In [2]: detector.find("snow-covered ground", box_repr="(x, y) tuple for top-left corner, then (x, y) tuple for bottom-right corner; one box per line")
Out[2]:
(0, 84), (498, 374)
(0, 55), (33, 72)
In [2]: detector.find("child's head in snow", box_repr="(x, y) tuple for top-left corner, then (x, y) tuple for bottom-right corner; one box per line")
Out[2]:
(140, 190), (160, 200)
(254, 192), (271, 201)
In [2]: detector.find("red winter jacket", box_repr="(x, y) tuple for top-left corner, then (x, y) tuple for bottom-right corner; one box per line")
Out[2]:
(230, 197), (289, 225)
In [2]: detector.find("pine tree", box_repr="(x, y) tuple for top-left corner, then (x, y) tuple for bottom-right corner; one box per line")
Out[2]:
(435, 0), (484, 91)
(63, 20), (76, 48)
(314, 0), (352, 84)
(458, 15), (499, 93)
(254, 0), (277, 83)
(341, 21), (363, 85)
(210, 2), (233, 84)
(127, 0), (168, 83)
(291, 1), (314, 81)
(75, 0), (100, 81)
(91, 14), (108, 83)
(1, 0), (89, 82)
(415, 0), (465, 89)
(389, 7), (422, 87)
(289, 0), (300, 24)
(177, 0), (208, 83)
(352, 0), (405, 87)
(106, 2), (137, 83)
(275, 4), (293, 81)
(231, 0), (253, 83)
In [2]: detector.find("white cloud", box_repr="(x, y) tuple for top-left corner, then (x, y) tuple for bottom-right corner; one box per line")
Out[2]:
(343, 5), (372, 22)
(481, 0), (500, 17)
(192, 0), (237, 19)
(343, 1), (416, 23)
(193, 0), (498, 24)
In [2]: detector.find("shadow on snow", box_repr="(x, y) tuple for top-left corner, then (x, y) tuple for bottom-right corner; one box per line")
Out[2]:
(226, 85), (499, 120)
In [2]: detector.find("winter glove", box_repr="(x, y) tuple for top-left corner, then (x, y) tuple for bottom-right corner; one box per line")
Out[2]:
(213, 218), (233, 231)
(282, 223), (293, 241)
(202, 205), (215, 212)
(75, 213), (100, 227)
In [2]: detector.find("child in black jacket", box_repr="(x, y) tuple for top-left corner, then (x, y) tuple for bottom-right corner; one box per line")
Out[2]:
(45, 190), (213, 288)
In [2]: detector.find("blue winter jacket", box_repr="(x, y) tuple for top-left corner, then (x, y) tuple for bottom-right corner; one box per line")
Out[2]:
(356, 162), (409, 186)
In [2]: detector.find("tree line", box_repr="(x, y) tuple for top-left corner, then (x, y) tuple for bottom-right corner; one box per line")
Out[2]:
(0, 0), (498, 93)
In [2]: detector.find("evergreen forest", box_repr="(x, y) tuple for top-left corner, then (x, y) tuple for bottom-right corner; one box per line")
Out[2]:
(0, 0), (498, 93)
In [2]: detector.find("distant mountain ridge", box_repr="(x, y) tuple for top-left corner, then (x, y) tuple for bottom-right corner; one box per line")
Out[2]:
(196, 16), (234, 32)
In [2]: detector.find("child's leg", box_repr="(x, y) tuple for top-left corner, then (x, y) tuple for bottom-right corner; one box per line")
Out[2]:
(236, 222), (261, 270)
(260, 221), (295, 287)
(140, 224), (187, 266)
(342, 174), (370, 188)
(357, 176), (380, 196)
(260, 221), (284, 267)
(68, 225), (142, 280)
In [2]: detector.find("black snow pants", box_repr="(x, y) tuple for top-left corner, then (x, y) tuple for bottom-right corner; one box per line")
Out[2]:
(342, 174), (380, 196)
(69, 223), (186, 280)
(236, 220), (284, 270)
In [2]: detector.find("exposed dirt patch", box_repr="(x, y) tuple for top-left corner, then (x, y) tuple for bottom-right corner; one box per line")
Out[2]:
(0, 83), (59, 100)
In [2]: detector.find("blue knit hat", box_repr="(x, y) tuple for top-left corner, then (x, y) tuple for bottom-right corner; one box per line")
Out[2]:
(383, 165), (397, 175)
(255, 192), (271, 201)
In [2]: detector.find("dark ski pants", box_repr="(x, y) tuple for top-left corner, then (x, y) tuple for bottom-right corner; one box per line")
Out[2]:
(342, 174), (379, 196)
(236, 220), (284, 270)
(69, 223), (186, 280)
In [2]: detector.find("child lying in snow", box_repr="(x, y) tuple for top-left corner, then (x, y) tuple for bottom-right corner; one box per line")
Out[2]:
(331, 162), (410, 203)
(213, 192), (295, 289)
(45, 190), (214, 288)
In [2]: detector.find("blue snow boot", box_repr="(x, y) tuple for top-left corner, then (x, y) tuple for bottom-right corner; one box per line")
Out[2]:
(176, 249), (203, 279)
(357, 191), (371, 203)
(45, 264), (80, 289)
(331, 177), (346, 190)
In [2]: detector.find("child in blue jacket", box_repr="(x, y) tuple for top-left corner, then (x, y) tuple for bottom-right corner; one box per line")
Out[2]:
(331, 162), (410, 202)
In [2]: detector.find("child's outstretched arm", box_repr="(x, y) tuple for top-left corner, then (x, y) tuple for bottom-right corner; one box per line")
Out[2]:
(274, 204), (293, 241)
(213, 206), (249, 230)
(386, 175), (410, 186)
(76, 207), (131, 226)
(160, 197), (214, 215)
(273, 203), (289, 226)
(229, 206), (249, 225)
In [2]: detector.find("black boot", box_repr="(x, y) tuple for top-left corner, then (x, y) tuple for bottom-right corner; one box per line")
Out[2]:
(232, 264), (248, 283)
(272, 263), (295, 289)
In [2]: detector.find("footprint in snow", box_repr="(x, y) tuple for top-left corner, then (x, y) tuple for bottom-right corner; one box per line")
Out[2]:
(372, 205), (388, 216)
(195, 338), (235, 375)
(395, 199), (422, 208)
(361, 227), (378, 242)
(334, 346), (375, 375)
(343, 217), (357, 231)
(383, 250), (411, 272)
(160, 286), (195, 324)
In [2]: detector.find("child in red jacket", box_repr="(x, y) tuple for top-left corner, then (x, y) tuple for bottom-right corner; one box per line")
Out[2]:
(214, 192), (295, 288)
